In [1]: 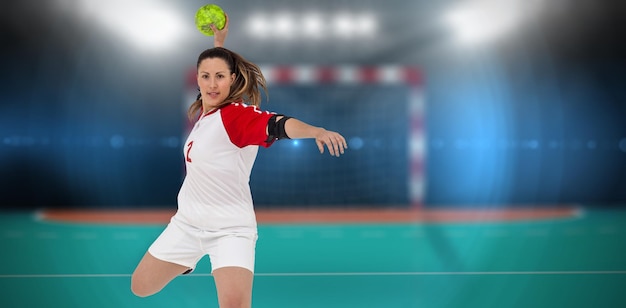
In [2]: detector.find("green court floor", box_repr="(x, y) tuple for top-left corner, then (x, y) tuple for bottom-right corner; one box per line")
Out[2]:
(1, 208), (625, 307)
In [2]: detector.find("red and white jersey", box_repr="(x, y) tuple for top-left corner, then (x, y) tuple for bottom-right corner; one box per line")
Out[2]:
(176, 102), (276, 232)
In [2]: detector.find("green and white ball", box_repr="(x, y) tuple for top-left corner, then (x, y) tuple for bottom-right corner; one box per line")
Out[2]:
(195, 4), (226, 36)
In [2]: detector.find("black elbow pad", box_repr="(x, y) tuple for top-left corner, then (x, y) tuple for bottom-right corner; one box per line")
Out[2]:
(266, 115), (292, 142)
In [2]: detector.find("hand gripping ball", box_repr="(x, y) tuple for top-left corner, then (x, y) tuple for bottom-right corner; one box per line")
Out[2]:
(195, 4), (226, 36)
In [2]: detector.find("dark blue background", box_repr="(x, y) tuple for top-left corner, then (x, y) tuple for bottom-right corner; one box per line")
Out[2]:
(1, 0), (624, 209)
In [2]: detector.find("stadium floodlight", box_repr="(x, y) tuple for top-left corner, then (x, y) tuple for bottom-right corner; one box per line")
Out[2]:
(245, 11), (380, 40)
(275, 12), (296, 39)
(120, 7), (186, 51)
(248, 13), (269, 38)
(355, 13), (377, 38)
(444, 0), (522, 45)
(70, 0), (186, 52)
(302, 12), (324, 39)
(333, 12), (355, 38)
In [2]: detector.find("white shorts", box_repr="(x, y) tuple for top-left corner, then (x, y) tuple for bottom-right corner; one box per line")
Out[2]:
(148, 216), (257, 274)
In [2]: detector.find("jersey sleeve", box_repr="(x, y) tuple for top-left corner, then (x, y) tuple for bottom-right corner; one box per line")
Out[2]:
(220, 102), (276, 148)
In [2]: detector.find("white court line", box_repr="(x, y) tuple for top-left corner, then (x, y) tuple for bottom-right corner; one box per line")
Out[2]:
(2, 271), (626, 278)
(0, 274), (131, 278)
(254, 271), (626, 277)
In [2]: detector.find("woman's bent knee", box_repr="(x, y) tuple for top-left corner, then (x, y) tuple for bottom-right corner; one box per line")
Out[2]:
(131, 273), (160, 297)
(130, 251), (189, 297)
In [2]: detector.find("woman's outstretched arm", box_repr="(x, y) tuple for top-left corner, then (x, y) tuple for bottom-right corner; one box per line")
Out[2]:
(282, 117), (348, 157)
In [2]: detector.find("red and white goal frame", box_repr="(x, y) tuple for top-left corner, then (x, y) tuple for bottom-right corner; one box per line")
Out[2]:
(184, 65), (426, 207)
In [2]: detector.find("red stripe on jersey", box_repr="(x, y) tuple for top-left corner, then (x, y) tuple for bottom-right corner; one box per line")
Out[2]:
(220, 103), (276, 148)
(199, 106), (220, 120)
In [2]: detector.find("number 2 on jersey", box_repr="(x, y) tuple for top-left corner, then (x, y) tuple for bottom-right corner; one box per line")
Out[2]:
(186, 141), (193, 162)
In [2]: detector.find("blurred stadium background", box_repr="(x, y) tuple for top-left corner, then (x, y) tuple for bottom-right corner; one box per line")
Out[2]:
(1, 0), (625, 210)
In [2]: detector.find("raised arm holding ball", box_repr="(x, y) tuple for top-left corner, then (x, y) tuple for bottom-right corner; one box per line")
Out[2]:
(131, 5), (347, 308)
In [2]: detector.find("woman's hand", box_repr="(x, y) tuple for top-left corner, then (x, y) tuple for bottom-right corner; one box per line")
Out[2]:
(212, 13), (229, 47)
(314, 128), (348, 157)
(281, 117), (348, 157)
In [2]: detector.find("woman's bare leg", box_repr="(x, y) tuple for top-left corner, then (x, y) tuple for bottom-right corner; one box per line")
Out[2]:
(131, 251), (190, 297)
(212, 266), (254, 308)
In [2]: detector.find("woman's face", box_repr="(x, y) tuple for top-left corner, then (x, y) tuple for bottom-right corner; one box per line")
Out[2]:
(197, 57), (235, 110)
